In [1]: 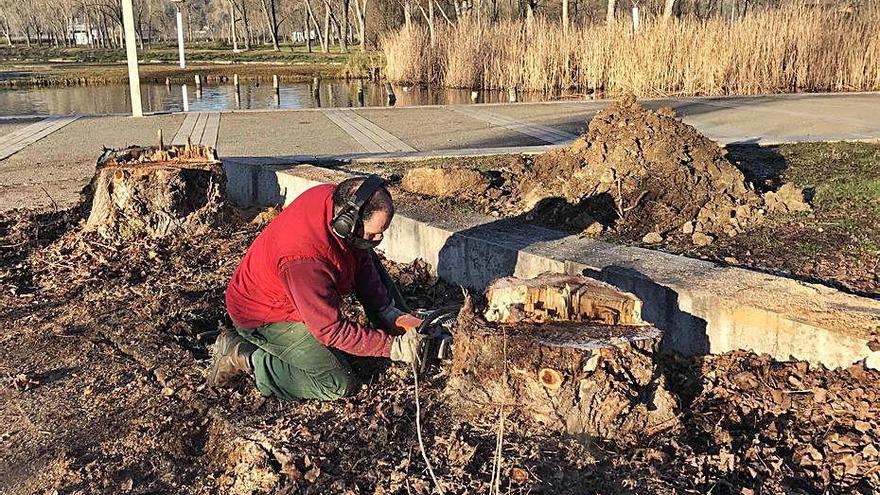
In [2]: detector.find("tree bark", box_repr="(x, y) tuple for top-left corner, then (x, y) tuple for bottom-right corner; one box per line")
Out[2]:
(606, 0), (616, 23)
(261, 0), (281, 51)
(84, 145), (226, 239)
(229, 0), (239, 51)
(562, 0), (569, 33)
(353, 0), (367, 51)
(303, 5), (312, 52)
(662, 0), (676, 19)
(341, 0), (350, 52)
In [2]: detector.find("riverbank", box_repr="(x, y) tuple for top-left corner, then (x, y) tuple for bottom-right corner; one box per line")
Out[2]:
(0, 44), (381, 87)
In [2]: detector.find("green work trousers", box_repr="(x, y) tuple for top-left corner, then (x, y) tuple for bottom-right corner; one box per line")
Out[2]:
(236, 322), (359, 401)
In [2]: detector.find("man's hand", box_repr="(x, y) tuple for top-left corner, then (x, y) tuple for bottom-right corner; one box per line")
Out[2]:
(378, 304), (423, 335)
(394, 313), (423, 333)
(390, 330), (429, 365)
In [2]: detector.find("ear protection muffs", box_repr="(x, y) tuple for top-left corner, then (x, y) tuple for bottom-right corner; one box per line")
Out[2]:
(331, 175), (386, 241)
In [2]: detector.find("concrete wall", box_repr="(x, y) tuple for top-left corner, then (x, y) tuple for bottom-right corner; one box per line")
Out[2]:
(240, 163), (880, 370)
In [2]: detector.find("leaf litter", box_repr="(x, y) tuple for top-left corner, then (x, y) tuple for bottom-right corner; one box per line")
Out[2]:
(0, 205), (878, 495)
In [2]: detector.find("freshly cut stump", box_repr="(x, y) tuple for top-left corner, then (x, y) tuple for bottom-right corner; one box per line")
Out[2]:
(485, 273), (646, 325)
(84, 144), (225, 238)
(447, 275), (678, 441)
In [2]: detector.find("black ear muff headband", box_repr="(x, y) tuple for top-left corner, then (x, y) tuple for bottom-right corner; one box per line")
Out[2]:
(331, 175), (386, 241)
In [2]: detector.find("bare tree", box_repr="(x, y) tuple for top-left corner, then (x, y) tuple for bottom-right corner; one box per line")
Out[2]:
(0, 0), (15, 46)
(260, 0), (282, 50)
(352, 0), (367, 50)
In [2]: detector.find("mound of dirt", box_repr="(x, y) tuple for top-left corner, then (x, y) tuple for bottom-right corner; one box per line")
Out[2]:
(516, 95), (767, 242)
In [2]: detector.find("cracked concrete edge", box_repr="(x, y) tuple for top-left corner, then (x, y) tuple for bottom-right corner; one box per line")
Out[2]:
(231, 163), (880, 370)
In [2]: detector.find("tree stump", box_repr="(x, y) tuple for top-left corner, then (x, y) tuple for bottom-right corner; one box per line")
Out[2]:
(447, 274), (678, 442)
(84, 144), (226, 238)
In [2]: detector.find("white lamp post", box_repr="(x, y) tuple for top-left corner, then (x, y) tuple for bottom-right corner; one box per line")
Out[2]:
(170, 0), (189, 112)
(171, 0), (186, 68)
(121, 0), (143, 116)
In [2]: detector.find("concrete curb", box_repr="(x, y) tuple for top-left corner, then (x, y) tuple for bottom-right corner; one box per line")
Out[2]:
(254, 164), (880, 370)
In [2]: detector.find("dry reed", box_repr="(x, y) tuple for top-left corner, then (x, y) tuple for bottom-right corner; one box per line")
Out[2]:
(381, 4), (880, 96)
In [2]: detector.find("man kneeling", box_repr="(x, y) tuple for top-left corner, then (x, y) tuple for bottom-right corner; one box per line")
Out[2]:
(209, 176), (426, 401)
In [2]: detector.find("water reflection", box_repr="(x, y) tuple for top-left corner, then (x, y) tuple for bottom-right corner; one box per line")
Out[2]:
(0, 80), (565, 116)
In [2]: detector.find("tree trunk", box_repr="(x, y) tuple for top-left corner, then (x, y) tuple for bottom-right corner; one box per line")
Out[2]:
(606, 0), (616, 23)
(562, 0), (569, 33)
(341, 0), (349, 52)
(2, 14), (12, 46)
(483, 274), (645, 325)
(239, 0), (252, 50)
(322, 3), (330, 52)
(305, 0), (325, 52)
(404, 1), (412, 30)
(446, 276), (678, 442)
(229, 0), (239, 51)
(261, 0), (281, 51)
(353, 0), (367, 51)
(304, 6), (312, 52)
(84, 145), (227, 239)
(662, 0), (676, 19)
(417, 0), (435, 46)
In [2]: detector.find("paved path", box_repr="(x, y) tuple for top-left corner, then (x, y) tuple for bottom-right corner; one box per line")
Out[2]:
(171, 112), (220, 148)
(0, 115), (79, 160)
(0, 92), (878, 211)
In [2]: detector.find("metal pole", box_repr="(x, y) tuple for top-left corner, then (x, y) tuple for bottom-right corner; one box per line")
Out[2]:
(121, 0), (142, 117)
(176, 6), (186, 68)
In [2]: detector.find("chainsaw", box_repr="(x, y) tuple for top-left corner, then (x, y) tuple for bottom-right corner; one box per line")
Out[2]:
(412, 305), (458, 376)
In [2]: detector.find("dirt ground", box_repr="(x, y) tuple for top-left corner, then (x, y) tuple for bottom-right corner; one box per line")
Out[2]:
(1, 202), (879, 494)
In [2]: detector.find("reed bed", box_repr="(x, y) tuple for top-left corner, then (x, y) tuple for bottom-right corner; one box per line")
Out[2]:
(381, 5), (880, 96)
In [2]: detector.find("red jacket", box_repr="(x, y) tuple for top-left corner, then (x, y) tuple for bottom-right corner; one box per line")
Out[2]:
(225, 184), (393, 357)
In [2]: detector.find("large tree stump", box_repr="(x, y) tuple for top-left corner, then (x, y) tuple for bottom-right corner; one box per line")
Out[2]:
(84, 144), (226, 238)
(447, 275), (678, 442)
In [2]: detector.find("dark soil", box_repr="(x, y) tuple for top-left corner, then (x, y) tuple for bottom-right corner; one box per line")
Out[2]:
(2, 206), (879, 494)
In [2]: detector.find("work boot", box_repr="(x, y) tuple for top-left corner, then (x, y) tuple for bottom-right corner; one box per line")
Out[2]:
(208, 329), (256, 388)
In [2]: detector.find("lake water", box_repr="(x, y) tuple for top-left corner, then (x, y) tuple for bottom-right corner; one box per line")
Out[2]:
(0, 80), (559, 116)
